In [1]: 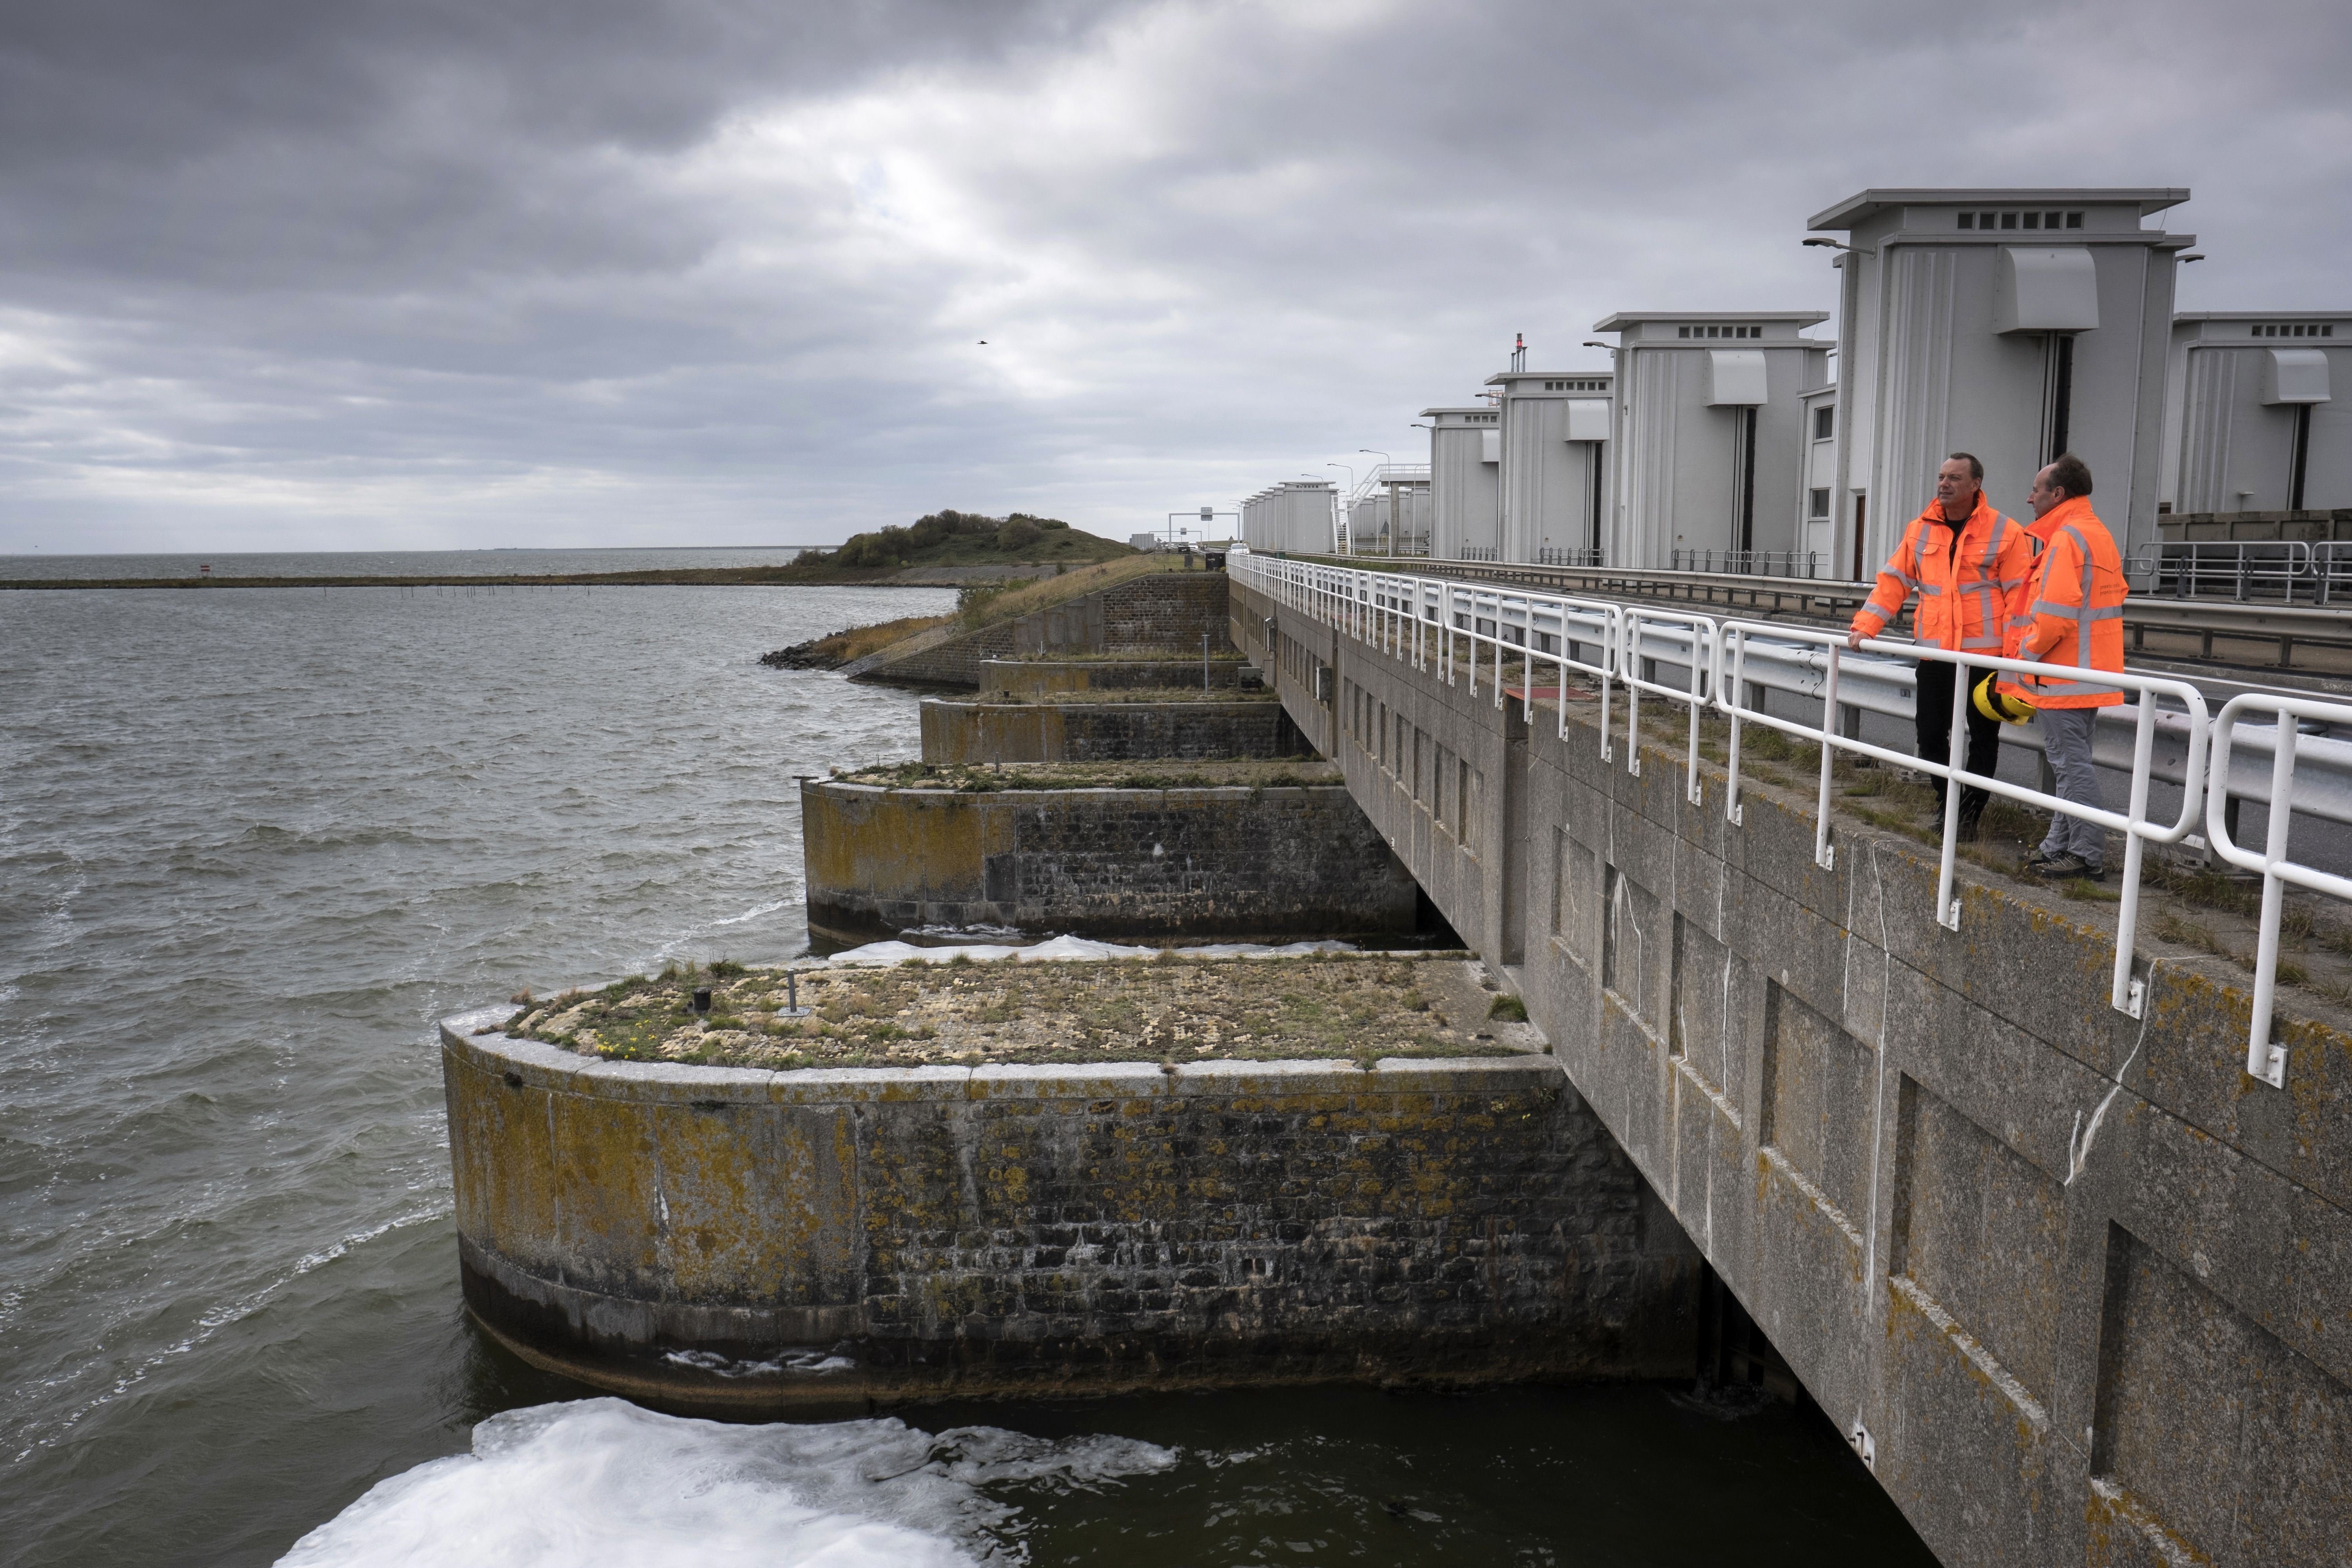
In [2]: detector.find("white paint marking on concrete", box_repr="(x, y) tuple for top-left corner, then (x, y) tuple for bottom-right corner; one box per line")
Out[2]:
(2066, 960), (2168, 1187)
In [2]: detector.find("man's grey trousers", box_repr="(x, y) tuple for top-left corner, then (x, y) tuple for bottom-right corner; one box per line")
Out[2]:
(2038, 706), (2105, 868)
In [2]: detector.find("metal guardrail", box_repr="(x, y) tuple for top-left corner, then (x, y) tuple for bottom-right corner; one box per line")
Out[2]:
(1307, 553), (2352, 674)
(1668, 549), (1826, 579)
(2129, 540), (2352, 607)
(2207, 695), (2352, 1086)
(1236, 553), (2352, 1081)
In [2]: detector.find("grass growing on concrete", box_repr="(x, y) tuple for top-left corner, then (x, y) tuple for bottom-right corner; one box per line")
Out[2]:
(833, 759), (1342, 793)
(780, 613), (956, 668)
(502, 953), (1526, 1071)
(948, 555), (1200, 632)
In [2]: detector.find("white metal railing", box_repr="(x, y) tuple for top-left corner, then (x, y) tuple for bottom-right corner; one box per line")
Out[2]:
(2130, 540), (2312, 602)
(1234, 552), (2352, 1080)
(2205, 695), (2352, 1087)
(1714, 623), (2209, 1020)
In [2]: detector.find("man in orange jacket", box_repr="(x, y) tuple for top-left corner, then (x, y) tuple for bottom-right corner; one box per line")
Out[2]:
(2000, 454), (2126, 881)
(1845, 452), (2034, 837)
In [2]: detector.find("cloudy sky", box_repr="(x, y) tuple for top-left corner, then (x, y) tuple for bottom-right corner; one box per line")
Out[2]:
(2, 0), (2345, 553)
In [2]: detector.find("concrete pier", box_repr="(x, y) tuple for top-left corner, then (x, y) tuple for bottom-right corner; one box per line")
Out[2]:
(441, 1011), (1700, 1409)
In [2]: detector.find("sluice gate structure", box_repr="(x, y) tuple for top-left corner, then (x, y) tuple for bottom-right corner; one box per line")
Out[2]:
(1231, 554), (2350, 1568)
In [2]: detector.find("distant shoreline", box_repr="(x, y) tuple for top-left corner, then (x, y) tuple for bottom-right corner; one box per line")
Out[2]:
(0, 563), (1051, 591)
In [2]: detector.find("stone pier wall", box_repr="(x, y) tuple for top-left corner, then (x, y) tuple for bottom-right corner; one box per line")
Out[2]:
(800, 778), (1419, 942)
(919, 698), (1308, 764)
(443, 1015), (1702, 1409)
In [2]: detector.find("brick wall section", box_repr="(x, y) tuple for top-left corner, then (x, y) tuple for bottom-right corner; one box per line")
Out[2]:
(860, 572), (1231, 688)
(801, 780), (1416, 941)
(919, 699), (1310, 764)
(1233, 573), (2352, 1568)
(980, 658), (1249, 695)
(443, 1024), (1704, 1406)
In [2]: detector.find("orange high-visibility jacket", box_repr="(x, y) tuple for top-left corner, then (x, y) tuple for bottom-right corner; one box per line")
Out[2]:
(1999, 495), (2126, 708)
(1849, 495), (2033, 653)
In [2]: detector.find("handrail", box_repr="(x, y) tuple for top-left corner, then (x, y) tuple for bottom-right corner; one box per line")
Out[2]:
(2206, 695), (2352, 1086)
(1234, 554), (2347, 1070)
(2128, 540), (2313, 603)
(1715, 623), (2209, 1017)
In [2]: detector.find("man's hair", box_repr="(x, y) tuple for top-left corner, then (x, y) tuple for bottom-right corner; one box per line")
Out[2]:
(2047, 452), (2094, 498)
(1945, 451), (1984, 483)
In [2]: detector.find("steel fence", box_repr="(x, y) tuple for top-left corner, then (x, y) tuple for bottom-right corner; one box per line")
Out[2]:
(1235, 553), (2352, 1078)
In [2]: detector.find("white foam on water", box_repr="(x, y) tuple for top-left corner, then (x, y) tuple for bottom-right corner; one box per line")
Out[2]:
(277, 1398), (1177, 1568)
(823, 935), (1362, 966)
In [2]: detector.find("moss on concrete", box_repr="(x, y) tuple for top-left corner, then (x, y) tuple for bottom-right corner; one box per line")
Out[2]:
(503, 953), (1523, 1071)
(973, 686), (1280, 706)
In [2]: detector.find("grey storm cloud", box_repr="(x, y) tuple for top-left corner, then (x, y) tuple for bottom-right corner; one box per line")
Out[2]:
(1, 0), (2346, 551)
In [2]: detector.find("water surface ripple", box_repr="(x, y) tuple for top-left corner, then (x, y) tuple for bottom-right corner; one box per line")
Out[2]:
(0, 578), (1932, 1566)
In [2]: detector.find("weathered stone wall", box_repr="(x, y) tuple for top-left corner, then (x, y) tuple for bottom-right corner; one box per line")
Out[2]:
(800, 779), (1418, 942)
(442, 1015), (1703, 1408)
(1234, 574), (2352, 1568)
(980, 657), (1250, 696)
(919, 698), (1309, 765)
(857, 571), (1230, 688)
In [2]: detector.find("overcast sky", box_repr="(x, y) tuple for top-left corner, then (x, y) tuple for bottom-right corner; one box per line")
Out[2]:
(2, 0), (2345, 553)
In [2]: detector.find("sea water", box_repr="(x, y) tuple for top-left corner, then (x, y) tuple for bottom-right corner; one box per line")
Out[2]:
(0, 567), (1932, 1566)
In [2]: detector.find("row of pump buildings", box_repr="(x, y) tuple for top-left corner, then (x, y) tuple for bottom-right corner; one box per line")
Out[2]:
(1238, 187), (2348, 577)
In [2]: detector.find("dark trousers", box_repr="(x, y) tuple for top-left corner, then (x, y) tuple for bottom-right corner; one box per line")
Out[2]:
(1915, 660), (2001, 820)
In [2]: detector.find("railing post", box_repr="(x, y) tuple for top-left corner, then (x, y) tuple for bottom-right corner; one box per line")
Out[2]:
(1814, 646), (1842, 871)
(1935, 654), (1967, 930)
(2110, 693), (2159, 1017)
(2246, 722), (2299, 1085)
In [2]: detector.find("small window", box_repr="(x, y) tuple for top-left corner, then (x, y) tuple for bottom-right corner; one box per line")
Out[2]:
(1980, 211), (1996, 228)
(2022, 212), (2040, 229)
(1809, 487), (1831, 520)
(2000, 212), (2018, 229)
(1957, 212), (1974, 229)
(1678, 326), (1691, 338)
(1813, 405), (1835, 441)
(2065, 212), (2083, 228)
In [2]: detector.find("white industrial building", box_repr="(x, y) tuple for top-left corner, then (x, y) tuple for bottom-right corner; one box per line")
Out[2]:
(1588, 313), (1830, 571)
(1240, 481), (1338, 555)
(1480, 372), (1615, 563)
(1797, 383), (1839, 562)
(1422, 405), (1503, 559)
(1345, 474), (1434, 556)
(2163, 312), (2349, 518)
(1811, 187), (2194, 574)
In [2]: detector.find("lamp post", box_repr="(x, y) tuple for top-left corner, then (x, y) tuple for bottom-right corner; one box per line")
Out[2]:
(1325, 464), (1354, 555)
(1361, 448), (1397, 556)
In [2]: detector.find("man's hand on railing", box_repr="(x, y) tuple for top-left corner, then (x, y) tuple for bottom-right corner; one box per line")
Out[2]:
(1844, 627), (1864, 651)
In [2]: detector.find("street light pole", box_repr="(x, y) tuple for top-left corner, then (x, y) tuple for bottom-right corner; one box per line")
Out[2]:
(1325, 464), (1354, 555)
(1361, 448), (1395, 557)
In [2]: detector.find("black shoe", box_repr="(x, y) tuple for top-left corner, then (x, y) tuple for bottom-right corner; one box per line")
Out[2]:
(2028, 853), (2102, 882)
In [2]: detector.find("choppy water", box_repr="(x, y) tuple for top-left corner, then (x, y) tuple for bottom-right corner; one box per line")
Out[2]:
(0, 576), (1934, 1566)
(0, 546), (822, 582)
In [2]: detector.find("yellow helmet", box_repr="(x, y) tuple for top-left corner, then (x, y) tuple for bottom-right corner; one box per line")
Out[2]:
(1973, 671), (2034, 725)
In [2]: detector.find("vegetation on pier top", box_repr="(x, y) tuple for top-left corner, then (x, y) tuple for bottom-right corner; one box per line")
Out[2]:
(501, 952), (1525, 1071)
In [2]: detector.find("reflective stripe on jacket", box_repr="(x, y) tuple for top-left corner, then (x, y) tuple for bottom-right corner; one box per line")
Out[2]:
(1848, 495), (2033, 653)
(1999, 495), (2126, 709)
